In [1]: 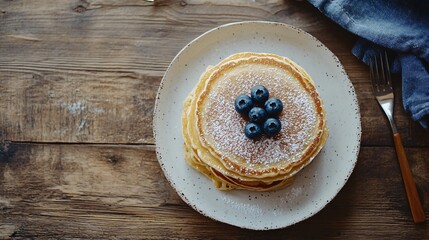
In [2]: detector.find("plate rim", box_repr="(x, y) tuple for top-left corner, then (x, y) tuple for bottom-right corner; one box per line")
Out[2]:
(153, 21), (362, 230)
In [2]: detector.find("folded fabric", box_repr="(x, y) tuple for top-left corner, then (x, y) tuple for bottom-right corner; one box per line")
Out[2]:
(307, 0), (429, 129)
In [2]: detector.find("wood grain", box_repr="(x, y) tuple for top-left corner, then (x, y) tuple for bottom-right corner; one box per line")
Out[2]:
(0, 0), (428, 238)
(0, 70), (159, 144)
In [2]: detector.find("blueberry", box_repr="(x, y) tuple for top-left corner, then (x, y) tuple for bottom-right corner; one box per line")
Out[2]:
(248, 107), (268, 123)
(263, 118), (282, 137)
(244, 122), (262, 139)
(234, 94), (253, 114)
(264, 97), (283, 116)
(250, 85), (269, 105)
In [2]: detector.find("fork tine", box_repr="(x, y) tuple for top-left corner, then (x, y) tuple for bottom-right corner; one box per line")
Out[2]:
(380, 53), (387, 85)
(374, 55), (381, 87)
(384, 51), (392, 88)
(370, 57), (378, 92)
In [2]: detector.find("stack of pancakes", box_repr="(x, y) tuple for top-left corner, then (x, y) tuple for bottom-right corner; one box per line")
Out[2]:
(182, 52), (328, 191)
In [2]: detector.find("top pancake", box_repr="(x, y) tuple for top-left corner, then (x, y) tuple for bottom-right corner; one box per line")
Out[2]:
(194, 52), (327, 179)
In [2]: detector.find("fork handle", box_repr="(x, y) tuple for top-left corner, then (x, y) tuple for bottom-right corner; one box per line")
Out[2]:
(393, 133), (426, 223)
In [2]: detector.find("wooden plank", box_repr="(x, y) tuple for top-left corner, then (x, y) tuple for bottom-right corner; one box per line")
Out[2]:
(1, 143), (427, 239)
(0, 71), (159, 144)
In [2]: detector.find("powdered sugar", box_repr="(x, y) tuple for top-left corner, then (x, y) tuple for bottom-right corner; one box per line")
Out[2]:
(202, 63), (318, 166)
(220, 196), (264, 215)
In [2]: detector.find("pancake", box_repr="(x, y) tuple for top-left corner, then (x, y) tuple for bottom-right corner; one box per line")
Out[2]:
(182, 52), (328, 191)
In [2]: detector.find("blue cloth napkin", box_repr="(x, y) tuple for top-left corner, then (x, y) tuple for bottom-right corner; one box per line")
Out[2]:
(307, 0), (429, 129)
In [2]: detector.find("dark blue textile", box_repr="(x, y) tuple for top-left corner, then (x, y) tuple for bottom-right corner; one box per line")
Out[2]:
(307, 0), (429, 129)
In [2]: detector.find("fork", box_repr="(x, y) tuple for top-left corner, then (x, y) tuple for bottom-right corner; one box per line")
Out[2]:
(370, 52), (426, 223)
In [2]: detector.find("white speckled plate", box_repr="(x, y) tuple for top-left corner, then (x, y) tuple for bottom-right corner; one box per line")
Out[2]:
(153, 21), (361, 230)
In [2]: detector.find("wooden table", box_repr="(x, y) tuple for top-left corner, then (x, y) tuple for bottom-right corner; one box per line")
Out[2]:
(0, 0), (427, 239)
